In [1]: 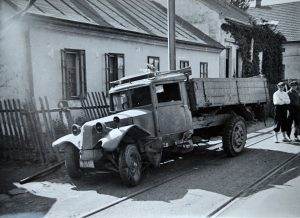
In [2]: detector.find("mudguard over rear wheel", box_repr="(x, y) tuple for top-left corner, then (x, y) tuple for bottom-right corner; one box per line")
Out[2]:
(118, 144), (142, 187)
(64, 144), (81, 178)
(222, 116), (247, 157)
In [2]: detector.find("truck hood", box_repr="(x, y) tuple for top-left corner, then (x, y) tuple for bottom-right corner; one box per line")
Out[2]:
(52, 109), (152, 150)
(83, 109), (151, 128)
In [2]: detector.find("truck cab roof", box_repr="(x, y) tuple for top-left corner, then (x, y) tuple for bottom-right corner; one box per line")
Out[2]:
(109, 67), (191, 94)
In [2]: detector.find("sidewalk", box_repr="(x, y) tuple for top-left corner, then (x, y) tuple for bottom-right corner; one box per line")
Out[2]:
(216, 147), (300, 218)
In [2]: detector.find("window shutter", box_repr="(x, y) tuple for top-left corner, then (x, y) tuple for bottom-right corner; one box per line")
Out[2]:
(79, 50), (86, 98)
(61, 49), (67, 99)
(105, 53), (110, 95)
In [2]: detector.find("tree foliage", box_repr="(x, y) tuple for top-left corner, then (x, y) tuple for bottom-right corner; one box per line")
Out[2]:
(230, 0), (252, 10)
(221, 20), (286, 84)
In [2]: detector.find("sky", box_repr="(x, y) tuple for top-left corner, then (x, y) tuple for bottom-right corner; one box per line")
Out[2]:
(250, 0), (300, 6)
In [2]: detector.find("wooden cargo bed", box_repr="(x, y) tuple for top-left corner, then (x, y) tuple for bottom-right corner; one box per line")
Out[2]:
(188, 77), (269, 110)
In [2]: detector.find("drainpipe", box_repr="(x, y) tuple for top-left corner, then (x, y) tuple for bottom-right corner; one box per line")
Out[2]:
(24, 25), (34, 98)
(168, 0), (176, 70)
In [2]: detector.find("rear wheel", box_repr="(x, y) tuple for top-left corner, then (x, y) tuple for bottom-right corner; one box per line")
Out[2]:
(222, 116), (247, 157)
(118, 144), (142, 187)
(64, 144), (81, 178)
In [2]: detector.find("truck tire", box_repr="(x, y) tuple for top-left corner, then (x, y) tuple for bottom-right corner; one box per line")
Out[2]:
(119, 144), (142, 187)
(64, 144), (81, 179)
(222, 116), (247, 157)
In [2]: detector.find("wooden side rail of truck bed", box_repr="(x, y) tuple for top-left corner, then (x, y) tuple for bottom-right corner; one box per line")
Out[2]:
(188, 77), (269, 110)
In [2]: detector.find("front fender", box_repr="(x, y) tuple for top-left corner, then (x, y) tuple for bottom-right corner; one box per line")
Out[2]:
(52, 134), (81, 150)
(99, 125), (150, 152)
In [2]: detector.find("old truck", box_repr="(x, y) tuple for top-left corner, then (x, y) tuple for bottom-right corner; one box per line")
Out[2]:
(52, 67), (269, 186)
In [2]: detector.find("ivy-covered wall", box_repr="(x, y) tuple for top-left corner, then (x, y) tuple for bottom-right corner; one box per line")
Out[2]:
(221, 20), (286, 84)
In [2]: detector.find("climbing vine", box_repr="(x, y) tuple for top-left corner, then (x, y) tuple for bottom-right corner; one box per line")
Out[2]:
(221, 20), (286, 83)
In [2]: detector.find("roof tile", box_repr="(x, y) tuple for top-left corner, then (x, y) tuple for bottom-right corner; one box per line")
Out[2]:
(248, 2), (300, 42)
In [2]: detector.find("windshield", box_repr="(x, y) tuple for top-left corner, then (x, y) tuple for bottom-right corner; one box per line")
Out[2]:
(110, 86), (152, 112)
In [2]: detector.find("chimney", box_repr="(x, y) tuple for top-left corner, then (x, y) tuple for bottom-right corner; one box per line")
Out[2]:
(256, 0), (262, 7)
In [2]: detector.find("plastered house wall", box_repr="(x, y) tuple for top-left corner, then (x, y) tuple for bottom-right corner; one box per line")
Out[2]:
(29, 23), (220, 107)
(283, 43), (300, 79)
(155, 0), (242, 78)
(0, 2), (31, 99)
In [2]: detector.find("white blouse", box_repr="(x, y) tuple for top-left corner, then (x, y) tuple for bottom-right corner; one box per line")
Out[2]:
(273, 90), (290, 105)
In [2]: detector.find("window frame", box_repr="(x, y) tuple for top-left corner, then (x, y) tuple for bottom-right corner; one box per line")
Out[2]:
(105, 53), (125, 94)
(179, 60), (189, 69)
(147, 56), (160, 71)
(61, 48), (87, 100)
(200, 62), (208, 78)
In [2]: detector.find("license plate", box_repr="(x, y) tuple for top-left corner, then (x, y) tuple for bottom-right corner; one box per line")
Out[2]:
(80, 160), (95, 168)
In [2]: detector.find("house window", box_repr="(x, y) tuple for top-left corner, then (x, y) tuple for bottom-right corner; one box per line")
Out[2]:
(225, 48), (231, 78)
(147, 56), (160, 71)
(105, 53), (125, 92)
(200, 62), (208, 78)
(180, 60), (189, 69)
(236, 49), (240, 78)
(61, 49), (86, 99)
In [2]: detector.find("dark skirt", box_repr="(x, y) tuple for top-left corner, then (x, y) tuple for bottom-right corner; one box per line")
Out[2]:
(274, 104), (289, 132)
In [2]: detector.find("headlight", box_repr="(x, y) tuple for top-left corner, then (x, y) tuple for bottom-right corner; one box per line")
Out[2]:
(113, 116), (120, 124)
(95, 122), (104, 133)
(72, 124), (81, 135)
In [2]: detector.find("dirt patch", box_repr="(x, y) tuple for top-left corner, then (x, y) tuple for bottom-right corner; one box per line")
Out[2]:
(0, 162), (56, 216)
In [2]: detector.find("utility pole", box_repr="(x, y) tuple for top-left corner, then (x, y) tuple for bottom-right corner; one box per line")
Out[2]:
(168, 0), (176, 70)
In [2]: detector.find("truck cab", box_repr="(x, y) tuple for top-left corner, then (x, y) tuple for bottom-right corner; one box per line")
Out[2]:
(109, 69), (193, 140)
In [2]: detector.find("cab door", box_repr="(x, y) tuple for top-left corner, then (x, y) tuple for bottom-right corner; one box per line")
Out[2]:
(154, 82), (192, 136)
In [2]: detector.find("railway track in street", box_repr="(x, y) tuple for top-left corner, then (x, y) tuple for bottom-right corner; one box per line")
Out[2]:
(80, 129), (286, 218)
(208, 152), (299, 217)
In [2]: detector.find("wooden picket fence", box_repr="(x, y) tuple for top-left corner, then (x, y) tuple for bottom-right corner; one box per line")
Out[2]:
(0, 92), (109, 163)
(81, 92), (109, 120)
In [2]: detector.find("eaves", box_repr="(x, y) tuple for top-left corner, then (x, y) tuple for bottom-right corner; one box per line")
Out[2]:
(24, 13), (224, 52)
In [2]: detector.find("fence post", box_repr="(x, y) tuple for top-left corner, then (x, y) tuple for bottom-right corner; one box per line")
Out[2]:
(0, 100), (13, 160)
(25, 99), (46, 163)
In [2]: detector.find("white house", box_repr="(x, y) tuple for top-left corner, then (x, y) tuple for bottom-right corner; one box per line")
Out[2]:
(154, 0), (253, 78)
(0, 0), (224, 108)
(248, 1), (300, 80)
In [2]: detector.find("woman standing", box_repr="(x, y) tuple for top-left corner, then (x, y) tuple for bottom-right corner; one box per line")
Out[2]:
(273, 82), (291, 142)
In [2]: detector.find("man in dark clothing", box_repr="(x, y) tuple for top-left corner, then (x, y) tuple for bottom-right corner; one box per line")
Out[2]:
(287, 81), (300, 141)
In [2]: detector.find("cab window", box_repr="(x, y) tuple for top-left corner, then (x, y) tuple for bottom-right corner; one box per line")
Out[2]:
(110, 86), (152, 112)
(131, 86), (152, 107)
(156, 83), (181, 103)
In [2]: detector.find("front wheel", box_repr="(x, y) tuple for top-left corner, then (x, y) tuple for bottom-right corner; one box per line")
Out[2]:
(118, 144), (142, 187)
(222, 116), (247, 157)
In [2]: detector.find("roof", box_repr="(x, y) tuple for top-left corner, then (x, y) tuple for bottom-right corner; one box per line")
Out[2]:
(197, 0), (252, 24)
(4, 0), (223, 48)
(248, 2), (300, 42)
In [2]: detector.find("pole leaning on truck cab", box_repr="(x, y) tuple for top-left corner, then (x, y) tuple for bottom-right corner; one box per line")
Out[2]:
(168, 0), (176, 70)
